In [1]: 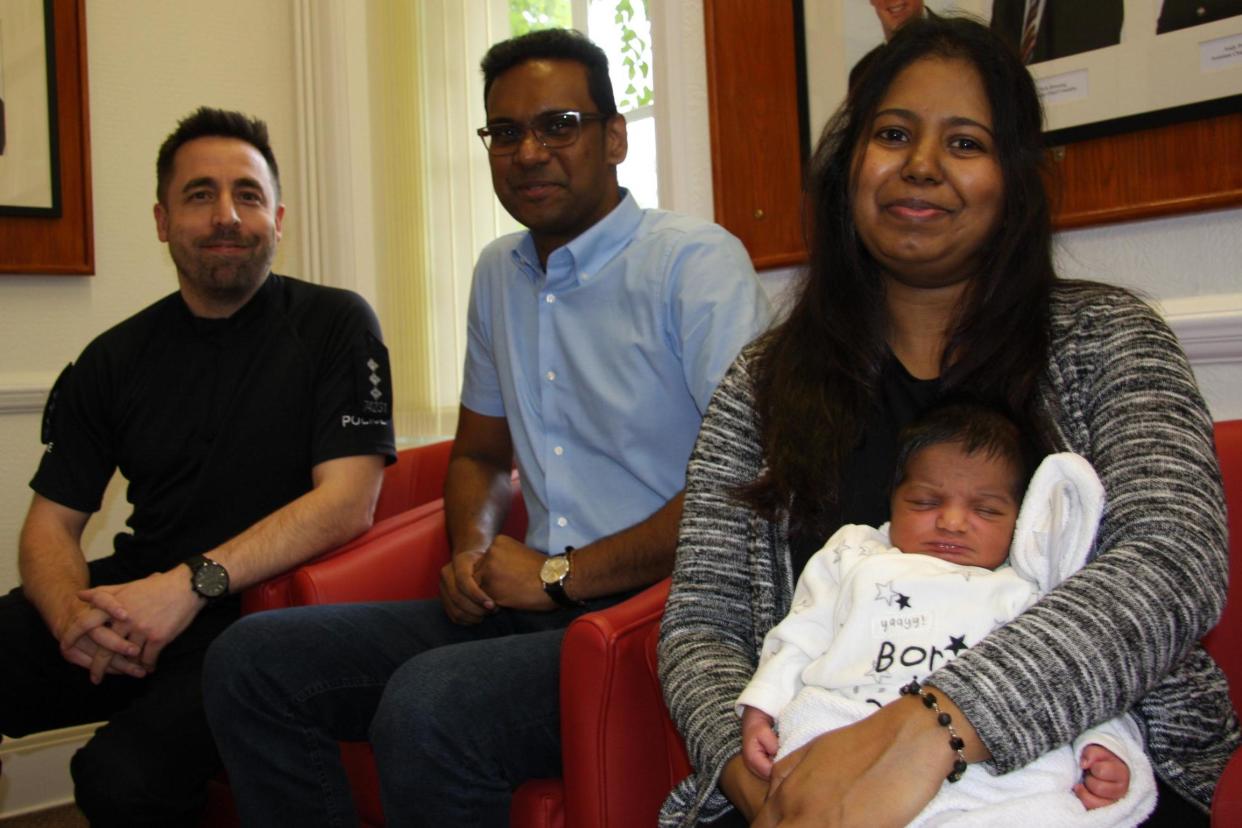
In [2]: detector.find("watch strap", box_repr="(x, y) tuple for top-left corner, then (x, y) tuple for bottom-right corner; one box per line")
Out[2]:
(543, 552), (585, 609)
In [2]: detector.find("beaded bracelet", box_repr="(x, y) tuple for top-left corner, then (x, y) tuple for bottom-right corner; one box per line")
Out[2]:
(900, 680), (968, 783)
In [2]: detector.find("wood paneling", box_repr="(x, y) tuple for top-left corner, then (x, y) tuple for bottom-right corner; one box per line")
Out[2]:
(1050, 111), (1242, 229)
(703, 0), (807, 269)
(0, 0), (94, 275)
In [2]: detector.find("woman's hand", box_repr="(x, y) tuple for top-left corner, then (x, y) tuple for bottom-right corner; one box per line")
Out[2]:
(720, 753), (769, 822)
(752, 687), (986, 827)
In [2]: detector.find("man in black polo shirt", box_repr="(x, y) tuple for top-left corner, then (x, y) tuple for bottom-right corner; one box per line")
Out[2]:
(0, 107), (395, 826)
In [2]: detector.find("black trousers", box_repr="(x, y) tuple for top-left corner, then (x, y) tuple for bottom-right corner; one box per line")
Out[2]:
(0, 556), (237, 827)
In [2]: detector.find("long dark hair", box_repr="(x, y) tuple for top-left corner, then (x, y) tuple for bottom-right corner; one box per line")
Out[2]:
(740, 14), (1056, 534)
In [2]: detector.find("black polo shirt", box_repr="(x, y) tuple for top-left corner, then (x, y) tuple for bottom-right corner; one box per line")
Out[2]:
(31, 274), (396, 576)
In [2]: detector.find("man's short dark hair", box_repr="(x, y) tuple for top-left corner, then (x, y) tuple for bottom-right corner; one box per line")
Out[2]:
(893, 402), (1032, 501)
(156, 107), (280, 204)
(480, 28), (617, 117)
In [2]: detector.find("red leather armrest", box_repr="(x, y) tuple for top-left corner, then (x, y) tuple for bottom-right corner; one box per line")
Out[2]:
(1213, 745), (1242, 826)
(288, 480), (527, 607)
(559, 578), (689, 828)
(290, 507), (452, 606)
(240, 500), (445, 614)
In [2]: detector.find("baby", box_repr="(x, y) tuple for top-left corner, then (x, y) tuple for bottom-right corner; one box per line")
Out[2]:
(738, 403), (1155, 826)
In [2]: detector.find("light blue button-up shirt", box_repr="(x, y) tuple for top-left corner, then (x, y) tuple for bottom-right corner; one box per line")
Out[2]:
(461, 191), (771, 554)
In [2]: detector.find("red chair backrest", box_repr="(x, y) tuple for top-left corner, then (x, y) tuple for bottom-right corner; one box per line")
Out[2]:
(1204, 420), (1242, 715)
(374, 439), (454, 522)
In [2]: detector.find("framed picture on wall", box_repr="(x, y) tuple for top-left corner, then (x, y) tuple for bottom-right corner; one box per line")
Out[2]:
(0, 0), (59, 217)
(802, 1), (1242, 146)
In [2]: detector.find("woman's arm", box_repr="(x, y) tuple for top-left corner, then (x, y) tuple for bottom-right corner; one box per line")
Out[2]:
(659, 350), (785, 823)
(745, 286), (1235, 823)
(931, 287), (1230, 784)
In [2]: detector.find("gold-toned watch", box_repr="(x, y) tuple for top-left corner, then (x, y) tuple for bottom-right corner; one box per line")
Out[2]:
(539, 552), (584, 608)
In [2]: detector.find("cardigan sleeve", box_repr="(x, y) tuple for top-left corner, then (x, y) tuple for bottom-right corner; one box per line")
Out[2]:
(658, 350), (777, 825)
(928, 285), (1236, 806)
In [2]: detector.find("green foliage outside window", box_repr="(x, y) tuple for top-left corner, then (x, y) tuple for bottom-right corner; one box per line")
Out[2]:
(507, 0), (653, 112)
(509, 0), (572, 36)
(613, 0), (653, 110)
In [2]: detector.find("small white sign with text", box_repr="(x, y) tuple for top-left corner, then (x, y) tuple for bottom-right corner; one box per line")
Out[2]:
(1037, 69), (1090, 106)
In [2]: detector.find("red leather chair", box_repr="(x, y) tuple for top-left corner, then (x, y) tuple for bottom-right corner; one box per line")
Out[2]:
(1207, 419), (1242, 825)
(203, 440), (455, 828)
(238, 440), (454, 615)
(276, 479), (683, 828)
(280, 482), (527, 828)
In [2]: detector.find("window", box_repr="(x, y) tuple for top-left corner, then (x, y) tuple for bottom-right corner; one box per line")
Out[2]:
(510, 0), (659, 207)
(363, 1), (668, 442)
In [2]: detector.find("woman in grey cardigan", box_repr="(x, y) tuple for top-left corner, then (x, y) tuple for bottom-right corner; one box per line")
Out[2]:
(658, 15), (1239, 828)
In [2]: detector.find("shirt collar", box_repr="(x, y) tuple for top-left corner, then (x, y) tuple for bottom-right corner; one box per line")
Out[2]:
(181, 271), (278, 335)
(511, 189), (641, 288)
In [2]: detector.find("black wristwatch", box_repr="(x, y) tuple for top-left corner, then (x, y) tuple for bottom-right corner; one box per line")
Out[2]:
(185, 554), (230, 603)
(540, 552), (585, 609)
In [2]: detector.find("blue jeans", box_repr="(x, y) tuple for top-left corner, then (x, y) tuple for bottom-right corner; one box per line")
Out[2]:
(202, 597), (607, 827)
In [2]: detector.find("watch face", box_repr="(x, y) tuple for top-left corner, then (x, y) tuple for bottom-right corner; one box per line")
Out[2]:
(193, 562), (229, 598)
(540, 555), (570, 585)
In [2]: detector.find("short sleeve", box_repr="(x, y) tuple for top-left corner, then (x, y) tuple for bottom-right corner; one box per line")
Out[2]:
(309, 293), (397, 466)
(459, 255), (506, 418)
(667, 227), (772, 413)
(30, 353), (118, 513)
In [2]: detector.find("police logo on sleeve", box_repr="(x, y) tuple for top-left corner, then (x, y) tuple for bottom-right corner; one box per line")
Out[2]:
(41, 363), (74, 447)
(353, 332), (392, 420)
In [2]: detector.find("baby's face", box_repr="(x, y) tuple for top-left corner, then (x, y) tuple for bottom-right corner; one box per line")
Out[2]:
(888, 442), (1019, 570)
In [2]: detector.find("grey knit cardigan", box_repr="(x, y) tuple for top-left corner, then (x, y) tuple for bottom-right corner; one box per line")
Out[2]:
(658, 281), (1241, 826)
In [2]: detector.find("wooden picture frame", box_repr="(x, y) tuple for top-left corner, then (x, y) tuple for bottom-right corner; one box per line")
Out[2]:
(704, 0), (1242, 267)
(0, 0), (91, 274)
(0, 0), (60, 216)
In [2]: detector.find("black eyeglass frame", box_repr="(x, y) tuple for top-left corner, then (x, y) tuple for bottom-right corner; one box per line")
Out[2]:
(476, 110), (613, 155)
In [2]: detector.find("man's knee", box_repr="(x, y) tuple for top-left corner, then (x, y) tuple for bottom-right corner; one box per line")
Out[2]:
(71, 728), (205, 828)
(370, 647), (466, 749)
(369, 633), (559, 760)
(202, 611), (288, 709)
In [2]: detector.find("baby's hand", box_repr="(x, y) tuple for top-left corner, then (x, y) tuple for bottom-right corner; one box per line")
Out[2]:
(1073, 742), (1130, 810)
(740, 705), (780, 780)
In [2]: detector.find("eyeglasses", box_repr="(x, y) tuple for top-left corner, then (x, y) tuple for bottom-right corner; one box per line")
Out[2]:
(476, 110), (611, 156)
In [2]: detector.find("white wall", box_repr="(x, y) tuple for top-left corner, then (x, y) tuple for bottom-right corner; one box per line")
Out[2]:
(0, 2), (299, 814)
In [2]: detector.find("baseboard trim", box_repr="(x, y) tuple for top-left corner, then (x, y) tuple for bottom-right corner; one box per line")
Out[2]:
(0, 723), (101, 756)
(0, 724), (99, 819)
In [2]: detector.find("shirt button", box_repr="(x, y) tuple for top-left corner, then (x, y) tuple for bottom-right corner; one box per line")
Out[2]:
(554, 445), (564, 456)
(580, 272), (590, 281)
(545, 294), (556, 303)
(557, 516), (568, 527)
(546, 370), (556, 381)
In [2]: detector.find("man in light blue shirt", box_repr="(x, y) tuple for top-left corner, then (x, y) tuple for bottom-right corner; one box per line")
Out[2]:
(458, 194), (764, 571)
(204, 28), (769, 826)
